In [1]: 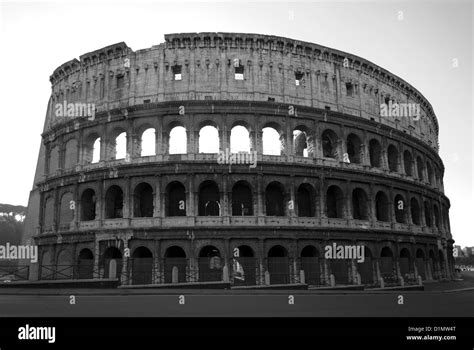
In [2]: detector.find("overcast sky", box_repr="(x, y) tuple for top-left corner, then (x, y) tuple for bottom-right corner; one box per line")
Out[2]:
(0, 0), (472, 246)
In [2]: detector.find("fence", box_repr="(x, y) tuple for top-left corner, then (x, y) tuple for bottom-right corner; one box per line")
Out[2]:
(0, 264), (29, 281)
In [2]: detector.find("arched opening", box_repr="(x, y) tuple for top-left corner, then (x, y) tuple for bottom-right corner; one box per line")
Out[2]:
(301, 245), (320, 285)
(375, 191), (389, 222)
(232, 245), (256, 286)
(265, 182), (285, 216)
(230, 125), (251, 153)
(358, 248), (374, 284)
(113, 132), (127, 160)
(49, 146), (59, 174)
(131, 247), (153, 285)
(380, 247), (394, 280)
(169, 126), (187, 154)
(267, 245), (289, 285)
(56, 250), (72, 279)
(80, 189), (96, 221)
(140, 128), (156, 156)
(232, 181), (253, 216)
(297, 184), (314, 217)
(39, 251), (52, 280)
(164, 246), (187, 283)
(262, 126), (281, 155)
(198, 246), (222, 282)
(92, 137), (101, 163)
(198, 181), (220, 216)
(199, 125), (219, 153)
(417, 157), (424, 181)
(59, 192), (74, 226)
(133, 183), (154, 217)
(438, 250), (445, 279)
(415, 249), (426, 280)
(399, 248), (413, 279)
(403, 150), (413, 176)
(105, 185), (123, 219)
(369, 139), (382, 168)
(293, 129), (308, 157)
(411, 198), (421, 225)
(166, 181), (186, 216)
(426, 162), (433, 184)
(394, 194), (407, 223)
(387, 145), (398, 172)
(352, 188), (369, 220)
(102, 247), (122, 279)
(64, 139), (78, 169)
(433, 204), (440, 229)
(424, 201), (432, 227)
(346, 133), (362, 164)
(326, 185), (344, 219)
(43, 197), (54, 230)
(77, 248), (94, 279)
(322, 129), (338, 159)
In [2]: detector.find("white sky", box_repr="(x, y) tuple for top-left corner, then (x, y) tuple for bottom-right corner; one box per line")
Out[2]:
(0, 0), (472, 246)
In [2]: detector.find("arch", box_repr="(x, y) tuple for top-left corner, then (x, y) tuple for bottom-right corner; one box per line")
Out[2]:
(232, 245), (256, 286)
(346, 133), (362, 164)
(410, 198), (421, 225)
(166, 181), (186, 216)
(199, 125), (220, 153)
(375, 191), (389, 222)
(265, 181), (285, 216)
(297, 183), (314, 217)
(380, 247), (394, 279)
(112, 132), (127, 160)
(322, 129), (339, 159)
(140, 128), (156, 156)
(133, 182), (154, 217)
(403, 150), (413, 176)
(433, 204), (440, 229)
(131, 246), (153, 285)
(40, 251), (52, 280)
(80, 189), (96, 221)
(64, 139), (78, 169)
(198, 245), (222, 282)
(43, 197), (54, 229)
(387, 145), (399, 172)
(293, 129), (308, 157)
(59, 192), (74, 225)
(399, 248), (413, 278)
(232, 181), (253, 216)
(428, 250), (436, 280)
(102, 246), (123, 279)
(300, 245), (320, 285)
(77, 248), (94, 279)
(105, 185), (124, 219)
(326, 185), (345, 219)
(262, 126), (281, 155)
(426, 162), (433, 184)
(416, 156), (424, 181)
(415, 248), (426, 279)
(198, 180), (220, 216)
(83, 133), (100, 164)
(352, 188), (369, 220)
(230, 125), (251, 153)
(394, 194), (407, 223)
(164, 246), (187, 283)
(358, 247), (374, 284)
(56, 249), (73, 279)
(424, 201), (432, 227)
(169, 126), (187, 154)
(369, 139), (382, 167)
(49, 146), (59, 174)
(267, 245), (289, 285)
(91, 137), (101, 163)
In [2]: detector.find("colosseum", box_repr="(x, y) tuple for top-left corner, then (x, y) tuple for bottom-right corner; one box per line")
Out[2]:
(22, 32), (454, 288)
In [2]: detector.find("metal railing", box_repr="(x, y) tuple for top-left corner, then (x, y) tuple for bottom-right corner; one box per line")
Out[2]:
(0, 264), (29, 281)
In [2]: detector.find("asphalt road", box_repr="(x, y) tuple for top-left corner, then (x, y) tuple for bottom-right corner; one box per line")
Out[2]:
(0, 290), (472, 317)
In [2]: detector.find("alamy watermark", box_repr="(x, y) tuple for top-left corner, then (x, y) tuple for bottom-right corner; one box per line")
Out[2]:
(55, 100), (95, 121)
(0, 243), (38, 263)
(217, 148), (257, 168)
(324, 243), (365, 263)
(380, 101), (420, 121)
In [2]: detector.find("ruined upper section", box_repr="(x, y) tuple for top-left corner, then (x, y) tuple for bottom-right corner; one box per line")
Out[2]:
(46, 33), (440, 151)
